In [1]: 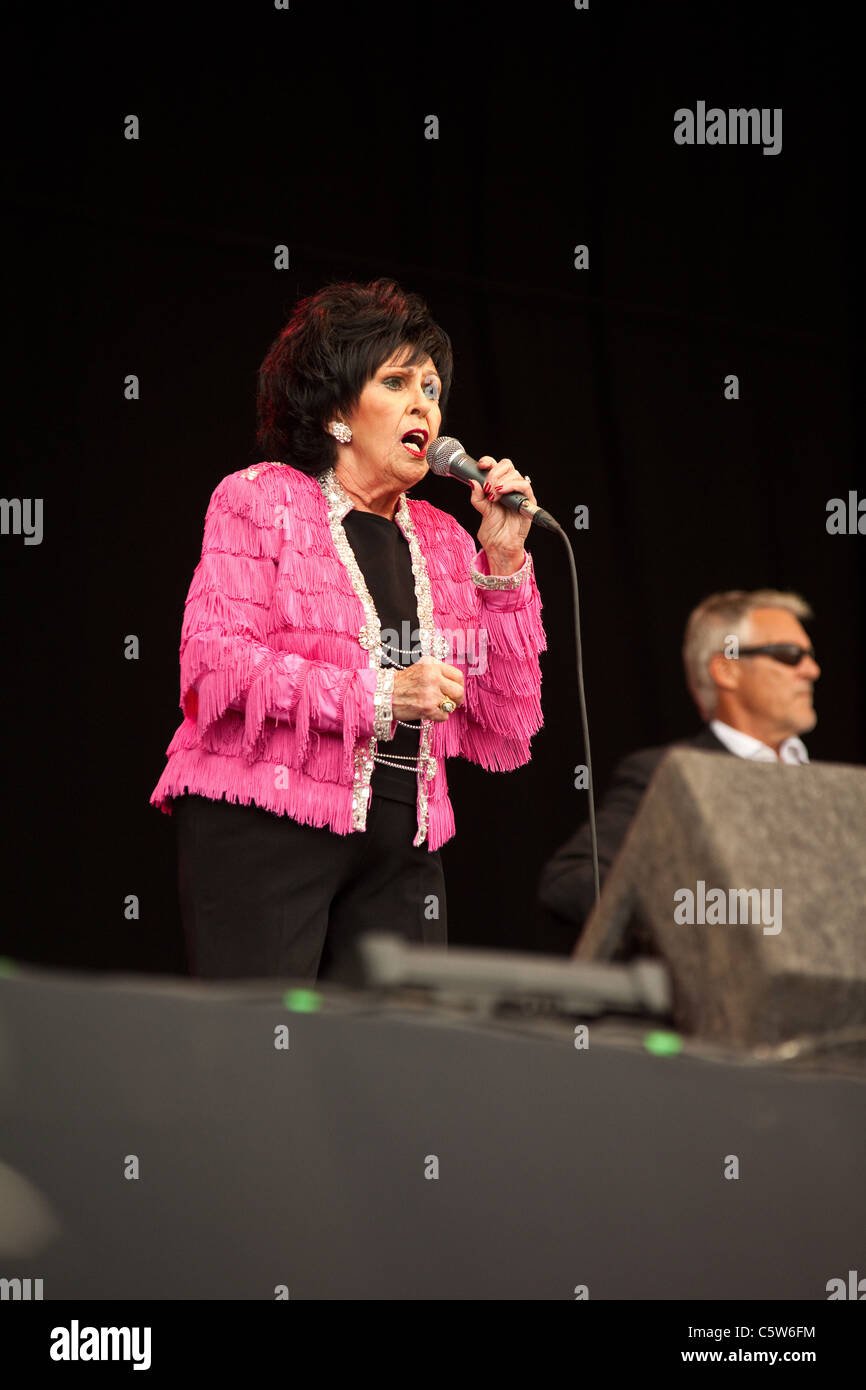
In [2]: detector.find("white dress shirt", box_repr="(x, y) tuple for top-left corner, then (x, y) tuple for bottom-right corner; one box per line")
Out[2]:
(709, 719), (810, 765)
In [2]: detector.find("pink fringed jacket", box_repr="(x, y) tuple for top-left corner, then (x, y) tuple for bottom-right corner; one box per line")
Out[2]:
(150, 462), (546, 850)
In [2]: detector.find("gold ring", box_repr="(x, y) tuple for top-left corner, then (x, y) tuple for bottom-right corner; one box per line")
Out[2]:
(440, 699), (456, 715)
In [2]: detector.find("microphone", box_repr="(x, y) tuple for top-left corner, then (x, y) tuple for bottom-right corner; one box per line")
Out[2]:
(426, 436), (561, 533)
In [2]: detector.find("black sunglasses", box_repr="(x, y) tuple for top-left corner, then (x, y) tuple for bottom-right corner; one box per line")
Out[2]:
(735, 643), (817, 666)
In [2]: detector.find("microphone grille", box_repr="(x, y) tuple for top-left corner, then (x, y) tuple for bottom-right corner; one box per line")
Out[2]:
(426, 436), (463, 476)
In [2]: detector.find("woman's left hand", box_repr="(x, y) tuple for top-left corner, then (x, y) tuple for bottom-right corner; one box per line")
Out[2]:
(469, 456), (536, 572)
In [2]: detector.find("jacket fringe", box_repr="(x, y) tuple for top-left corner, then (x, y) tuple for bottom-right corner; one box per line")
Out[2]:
(150, 461), (546, 851)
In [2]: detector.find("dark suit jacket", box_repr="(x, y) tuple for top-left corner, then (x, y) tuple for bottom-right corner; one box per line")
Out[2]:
(538, 727), (731, 937)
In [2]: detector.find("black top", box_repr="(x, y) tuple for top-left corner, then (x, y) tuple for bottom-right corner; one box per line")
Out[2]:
(341, 509), (422, 806)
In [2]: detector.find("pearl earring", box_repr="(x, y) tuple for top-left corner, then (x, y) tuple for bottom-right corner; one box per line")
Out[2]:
(328, 420), (352, 444)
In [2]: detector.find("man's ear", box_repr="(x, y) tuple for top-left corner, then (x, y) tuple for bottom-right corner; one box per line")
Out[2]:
(707, 650), (740, 695)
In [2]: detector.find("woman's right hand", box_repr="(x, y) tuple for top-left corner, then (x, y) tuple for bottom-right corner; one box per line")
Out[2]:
(392, 656), (465, 723)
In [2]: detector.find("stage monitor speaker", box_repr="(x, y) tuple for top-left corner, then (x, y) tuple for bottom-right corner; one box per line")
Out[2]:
(574, 750), (866, 1049)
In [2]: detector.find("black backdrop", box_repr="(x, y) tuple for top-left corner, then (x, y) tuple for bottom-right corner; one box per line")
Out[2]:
(2, 0), (862, 974)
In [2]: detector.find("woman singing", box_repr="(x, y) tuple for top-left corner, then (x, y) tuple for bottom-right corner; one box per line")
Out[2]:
(150, 278), (546, 980)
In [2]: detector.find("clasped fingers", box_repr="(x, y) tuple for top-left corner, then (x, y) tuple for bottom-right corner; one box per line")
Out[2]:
(392, 658), (465, 722)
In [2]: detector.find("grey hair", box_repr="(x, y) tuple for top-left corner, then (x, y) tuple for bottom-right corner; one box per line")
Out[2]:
(682, 589), (814, 720)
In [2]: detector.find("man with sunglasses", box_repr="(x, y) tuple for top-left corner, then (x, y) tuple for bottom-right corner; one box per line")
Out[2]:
(538, 589), (821, 951)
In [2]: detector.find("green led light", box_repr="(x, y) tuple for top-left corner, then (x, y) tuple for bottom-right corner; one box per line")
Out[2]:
(644, 1030), (683, 1056)
(282, 989), (322, 1013)
(0, 958), (17, 978)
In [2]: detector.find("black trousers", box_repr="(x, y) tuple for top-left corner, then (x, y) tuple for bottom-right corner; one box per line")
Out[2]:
(173, 792), (447, 981)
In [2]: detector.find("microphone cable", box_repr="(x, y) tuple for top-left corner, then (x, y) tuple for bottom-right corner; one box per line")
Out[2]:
(543, 516), (601, 906)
